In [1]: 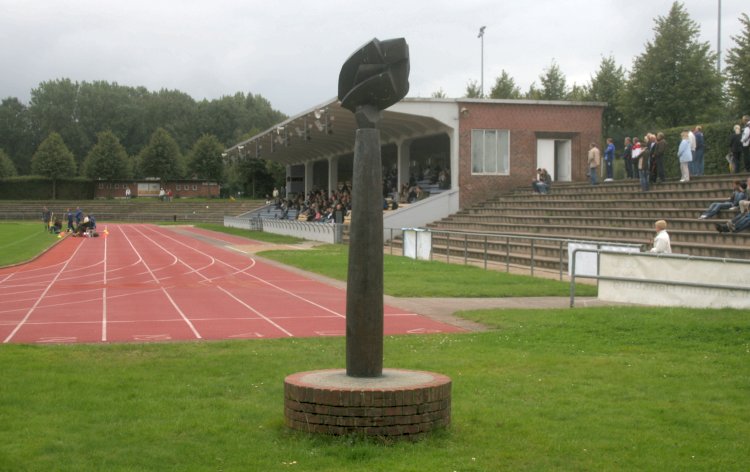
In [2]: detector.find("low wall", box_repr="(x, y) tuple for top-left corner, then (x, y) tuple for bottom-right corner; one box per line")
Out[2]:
(383, 189), (459, 242)
(224, 216), (340, 244)
(596, 252), (750, 309)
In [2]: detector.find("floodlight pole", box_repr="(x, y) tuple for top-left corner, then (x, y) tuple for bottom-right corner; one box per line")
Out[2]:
(478, 26), (486, 98)
(717, 0), (722, 73)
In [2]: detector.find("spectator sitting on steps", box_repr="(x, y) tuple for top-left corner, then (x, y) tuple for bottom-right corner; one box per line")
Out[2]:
(532, 168), (552, 194)
(715, 178), (750, 233)
(699, 180), (746, 219)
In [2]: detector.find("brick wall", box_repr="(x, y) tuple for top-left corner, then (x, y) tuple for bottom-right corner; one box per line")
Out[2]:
(457, 101), (603, 208)
(94, 180), (221, 199)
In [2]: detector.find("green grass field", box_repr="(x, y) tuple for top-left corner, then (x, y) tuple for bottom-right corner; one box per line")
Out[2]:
(0, 307), (747, 471)
(0, 223), (746, 470)
(258, 243), (596, 298)
(0, 221), (62, 266)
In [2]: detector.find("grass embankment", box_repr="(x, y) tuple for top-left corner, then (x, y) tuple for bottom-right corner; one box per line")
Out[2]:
(0, 221), (61, 266)
(194, 223), (305, 245)
(1, 307), (747, 471)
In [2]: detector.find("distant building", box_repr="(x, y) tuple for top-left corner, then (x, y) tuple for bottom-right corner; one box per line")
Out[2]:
(94, 179), (220, 199)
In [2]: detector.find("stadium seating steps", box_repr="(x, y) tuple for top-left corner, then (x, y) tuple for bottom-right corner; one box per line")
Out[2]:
(416, 174), (750, 270)
(0, 199), (264, 225)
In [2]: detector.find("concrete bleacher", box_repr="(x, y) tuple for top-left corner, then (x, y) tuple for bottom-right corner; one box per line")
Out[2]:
(424, 174), (750, 269)
(0, 199), (265, 225)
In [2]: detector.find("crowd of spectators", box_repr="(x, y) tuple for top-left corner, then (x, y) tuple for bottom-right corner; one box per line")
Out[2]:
(272, 163), (450, 222)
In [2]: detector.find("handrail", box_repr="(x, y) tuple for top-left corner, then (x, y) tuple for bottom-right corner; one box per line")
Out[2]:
(387, 227), (642, 280)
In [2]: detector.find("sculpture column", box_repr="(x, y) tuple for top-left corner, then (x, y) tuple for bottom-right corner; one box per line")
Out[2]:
(346, 124), (384, 377)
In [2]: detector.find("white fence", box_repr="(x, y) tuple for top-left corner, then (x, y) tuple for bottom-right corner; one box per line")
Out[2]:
(223, 216), (341, 244)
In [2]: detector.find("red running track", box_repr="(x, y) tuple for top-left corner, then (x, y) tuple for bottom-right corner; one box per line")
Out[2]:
(0, 224), (464, 344)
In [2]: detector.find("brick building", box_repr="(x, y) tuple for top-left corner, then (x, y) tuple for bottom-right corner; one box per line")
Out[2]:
(226, 98), (604, 223)
(94, 179), (220, 199)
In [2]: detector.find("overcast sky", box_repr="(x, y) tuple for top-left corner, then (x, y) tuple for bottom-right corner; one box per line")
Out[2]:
(0, 0), (744, 115)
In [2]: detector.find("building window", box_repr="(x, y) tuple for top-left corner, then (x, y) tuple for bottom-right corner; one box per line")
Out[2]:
(192, 185), (198, 190)
(114, 184), (119, 189)
(175, 184), (181, 191)
(471, 129), (509, 175)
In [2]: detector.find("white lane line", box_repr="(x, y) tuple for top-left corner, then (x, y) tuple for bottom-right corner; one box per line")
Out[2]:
(117, 225), (202, 339)
(0, 273), (14, 285)
(3, 239), (87, 343)
(140, 225), (300, 336)
(216, 286), (293, 337)
(131, 225), (215, 280)
(101, 232), (108, 342)
(145, 225), (345, 318)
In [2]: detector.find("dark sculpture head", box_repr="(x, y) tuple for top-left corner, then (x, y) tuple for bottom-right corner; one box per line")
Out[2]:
(338, 38), (410, 126)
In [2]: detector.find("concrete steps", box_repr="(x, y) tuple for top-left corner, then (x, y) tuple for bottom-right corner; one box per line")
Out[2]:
(421, 174), (750, 268)
(0, 200), (265, 224)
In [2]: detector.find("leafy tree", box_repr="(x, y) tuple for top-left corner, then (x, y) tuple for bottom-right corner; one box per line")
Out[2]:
(464, 79), (482, 98)
(431, 88), (448, 98)
(525, 83), (542, 100)
(82, 130), (132, 180)
(0, 98), (34, 174)
(489, 70), (521, 99)
(588, 56), (626, 134)
(30, 132), (77, 199)
(538, 60), (568, 100)
(187, 134), (224, 180)
(726, 13), (750, 116)
(137, 128), (184, 180)
(567, 83), (591, 101)
(0, 149), (18, 178)
(29, 79), (91, 170)
(622, 1), (723, 128)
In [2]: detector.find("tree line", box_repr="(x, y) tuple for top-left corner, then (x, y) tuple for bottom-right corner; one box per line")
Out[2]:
(0, 80), (286, 197)
(457, 2), (749, 141)
(3, 1), (749, 195)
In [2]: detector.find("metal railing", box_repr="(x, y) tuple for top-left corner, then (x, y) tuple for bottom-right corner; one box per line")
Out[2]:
(386, 228), (643, 280)
(569, 248), (750, 307)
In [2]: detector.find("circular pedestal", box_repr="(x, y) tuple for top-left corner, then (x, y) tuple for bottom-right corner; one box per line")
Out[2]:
(284, 368), (451, 438)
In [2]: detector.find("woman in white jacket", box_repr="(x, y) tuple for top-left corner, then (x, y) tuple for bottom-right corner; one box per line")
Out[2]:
(649, 220), (672, 254)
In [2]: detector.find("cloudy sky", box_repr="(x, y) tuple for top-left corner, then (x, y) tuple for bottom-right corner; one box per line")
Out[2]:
(0, 0), (744, 115)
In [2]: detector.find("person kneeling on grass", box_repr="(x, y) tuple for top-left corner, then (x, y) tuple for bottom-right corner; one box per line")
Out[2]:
(50, 217), (63, 234)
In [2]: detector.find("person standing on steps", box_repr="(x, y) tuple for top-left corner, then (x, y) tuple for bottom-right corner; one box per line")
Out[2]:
(604, 138), (615, 181)
(677, 130), (692, 182)
(588, 142), (601, 185)
(649, 220), (672, 254)
(622, 137), (633, 179)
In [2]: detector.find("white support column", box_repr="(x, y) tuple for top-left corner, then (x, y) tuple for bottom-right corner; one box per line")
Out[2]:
(328, 156), (339, 195)
(285, 165), (292, 197)
(397, 139), (412, 192)
(304, 161), (314, 195)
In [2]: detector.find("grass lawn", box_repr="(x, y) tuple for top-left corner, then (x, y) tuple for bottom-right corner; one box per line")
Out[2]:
(0, 221), (62, 266)
(194, 223), (305, 245)
(0, 306), (747, 471)
(258, 243), (596, 298)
